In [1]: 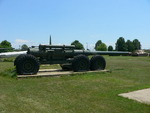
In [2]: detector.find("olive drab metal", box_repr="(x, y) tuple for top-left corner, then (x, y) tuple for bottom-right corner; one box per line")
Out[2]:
(14, 44), (130, 75)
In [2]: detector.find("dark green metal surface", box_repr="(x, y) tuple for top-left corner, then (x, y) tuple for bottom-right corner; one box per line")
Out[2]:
(27, 44), (130, 64)
(15, 44), (130, 74)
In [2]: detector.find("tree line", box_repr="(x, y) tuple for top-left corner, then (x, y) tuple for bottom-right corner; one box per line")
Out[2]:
(0, 37), (141, 52)
(0, 40), (28, 52)
(71, 37), (141, 52)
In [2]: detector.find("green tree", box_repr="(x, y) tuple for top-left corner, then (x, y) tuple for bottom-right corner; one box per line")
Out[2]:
(0, 40), (12, 48)
(21, 44), (28, 51)
(115, 37), (127, 51)
(95, 40), (102, 51)
(126, 40), (134, 52)
(71, 40), (84, 50)
(97, 43), (107, 51)
(133, 39), (141, 50)
(0, 40), (13, 52)
(108, 45), (113, 51)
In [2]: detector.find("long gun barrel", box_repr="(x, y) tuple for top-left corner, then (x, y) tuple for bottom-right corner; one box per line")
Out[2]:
(27, 45), (130, 58)
(0, 51), (27, 58)
(73, 50), (130, 56)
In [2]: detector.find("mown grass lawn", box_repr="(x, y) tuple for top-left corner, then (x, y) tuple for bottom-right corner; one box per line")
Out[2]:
(0, 56), (150, 113)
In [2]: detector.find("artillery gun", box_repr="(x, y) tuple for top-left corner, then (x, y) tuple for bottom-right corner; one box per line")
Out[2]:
(14, 44), (130, 75)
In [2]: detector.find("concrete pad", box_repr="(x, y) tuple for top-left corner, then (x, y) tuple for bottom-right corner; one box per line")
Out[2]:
(119, 88), (150, 105)
(17, 69), (110, 78)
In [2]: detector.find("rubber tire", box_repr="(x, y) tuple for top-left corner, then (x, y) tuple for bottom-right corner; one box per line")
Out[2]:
(14, 54), (24, 66)
(72, 55), (90, 72)
(90, 55), (106, 70)
(16, 54), (40, 75)
(60, 64), (72, 71)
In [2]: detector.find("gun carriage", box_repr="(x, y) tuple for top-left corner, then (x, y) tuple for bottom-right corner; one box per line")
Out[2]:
(14, 44), (129, 75)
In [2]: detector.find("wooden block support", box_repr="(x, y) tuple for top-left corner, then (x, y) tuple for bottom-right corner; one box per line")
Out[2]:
(17, 69), (110, 78)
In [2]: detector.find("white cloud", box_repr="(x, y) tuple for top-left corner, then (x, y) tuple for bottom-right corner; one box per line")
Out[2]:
(15, 39), (29, 43)
(12, 39), (31, 49)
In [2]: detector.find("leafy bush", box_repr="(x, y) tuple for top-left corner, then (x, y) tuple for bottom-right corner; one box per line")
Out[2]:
(97, 43), (107, 51)
(0, 68), (17, 78)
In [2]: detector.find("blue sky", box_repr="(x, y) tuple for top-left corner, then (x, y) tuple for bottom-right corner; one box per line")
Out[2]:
(0, 0), (150, 49)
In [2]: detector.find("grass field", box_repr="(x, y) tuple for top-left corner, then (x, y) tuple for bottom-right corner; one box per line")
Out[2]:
(0, 56), (150, 113)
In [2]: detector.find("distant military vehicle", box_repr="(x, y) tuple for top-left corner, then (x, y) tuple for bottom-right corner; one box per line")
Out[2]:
(14, 44), (130, 75)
